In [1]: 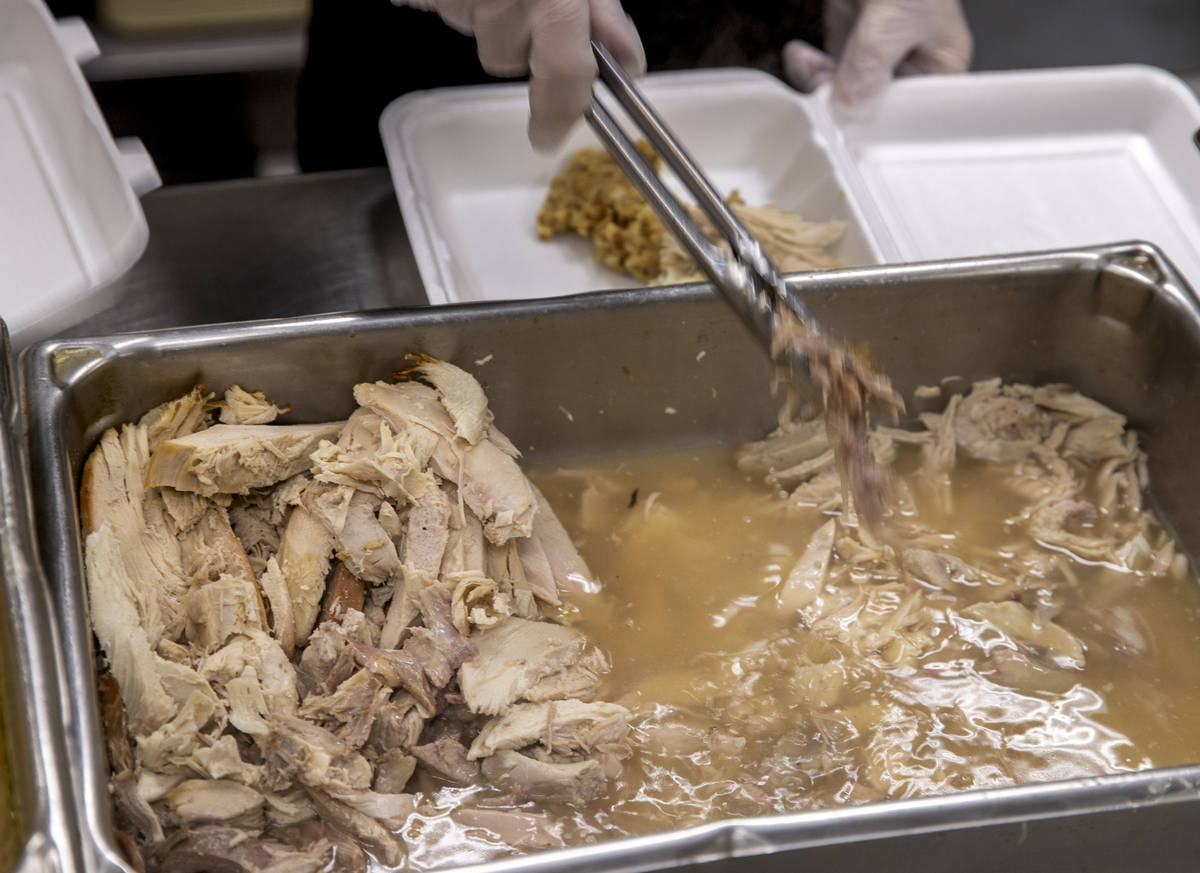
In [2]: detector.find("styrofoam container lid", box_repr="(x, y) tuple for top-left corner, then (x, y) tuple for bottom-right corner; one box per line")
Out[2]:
(0, 0), (160, 349)
(381, 64), (1200, 305)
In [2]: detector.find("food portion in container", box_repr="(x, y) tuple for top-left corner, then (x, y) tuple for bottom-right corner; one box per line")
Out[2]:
(81, 360), (1200, 871)
(81, 367), (627, 872)
(536, 144), (847, 284)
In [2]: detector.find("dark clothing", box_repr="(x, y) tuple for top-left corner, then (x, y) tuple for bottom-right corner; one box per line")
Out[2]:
(297, 0), (824, 172)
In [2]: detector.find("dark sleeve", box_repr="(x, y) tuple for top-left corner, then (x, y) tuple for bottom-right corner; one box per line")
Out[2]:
(297, 0), (503, 172)
(626, 0), (825, 76)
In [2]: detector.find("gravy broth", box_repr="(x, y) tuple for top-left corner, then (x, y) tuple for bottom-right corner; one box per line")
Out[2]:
(531, 439), (1200, 831)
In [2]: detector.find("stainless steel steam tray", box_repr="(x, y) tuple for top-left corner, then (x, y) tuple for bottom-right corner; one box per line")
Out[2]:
(22, 242), (1200, 873)
(0, 323), (79, 873)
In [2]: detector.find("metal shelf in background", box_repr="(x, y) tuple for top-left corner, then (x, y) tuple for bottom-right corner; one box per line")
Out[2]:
(82, 24), (306, 81)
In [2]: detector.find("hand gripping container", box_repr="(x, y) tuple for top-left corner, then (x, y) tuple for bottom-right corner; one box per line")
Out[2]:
(0, 321), (81, 873)
(22, 242), (1200, 873)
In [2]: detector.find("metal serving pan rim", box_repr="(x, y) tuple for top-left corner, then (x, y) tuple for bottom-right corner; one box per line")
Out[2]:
(1, 322), (78, 873)
(22, 241), (1200, 873)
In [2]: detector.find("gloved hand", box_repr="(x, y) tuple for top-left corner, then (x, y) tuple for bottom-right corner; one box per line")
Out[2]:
(399, 0), (645, 149)
(782, 0), (971, 116)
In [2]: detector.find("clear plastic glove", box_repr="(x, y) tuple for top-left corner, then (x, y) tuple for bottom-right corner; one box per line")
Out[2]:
(398, 0), (645, 149)
(782, 0), (971, 116)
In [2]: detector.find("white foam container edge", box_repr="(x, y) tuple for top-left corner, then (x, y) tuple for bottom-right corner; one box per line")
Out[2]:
(830, 64), (1200, 286)
(0, 0), (161, 350)
(380, 69), (891, 306)
(381, 64), (1200, 306)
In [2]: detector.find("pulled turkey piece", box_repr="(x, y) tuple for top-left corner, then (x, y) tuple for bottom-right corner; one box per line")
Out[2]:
(403, 485), (453, 580)
(459, 618), (589, 715)
(156, 826), (331, 873)
(277, 505), (334, 644)
(778, 518), (836, 611)
(451, 574), (513, 634)
(417, 584), (478, 672)
(330, 491), (402, 584)
(258, 557), (296, 656)
(84, 370), (625, 870)
(771, 310), (903, 527)
(159, 486), (217, 536)
(184, 576), (267, 653)
(102, 673), (167, 844)
(410, 738), (480, 785)
(401, 354), (494, 445)
(431, 437), (537, 545)
(381, 484), (454, 648)
(961, 601), (1086, 669)
(305, 790), (405, 867)
(298, 668), (389, 749)
(468, 701), (630, 760)
(514, 531), (561, 605)
(180, 506), (260, 588)
(81, 389), (212, 735)
(735, 417), (828, 479)
(480, 750), (608, 804)
(356, 379), (537, 543)
(84, 524), (180, 736)
(296, 617), (364, 698)
(167, 779), (265, 826)
(529, 484), (596, 597)
(522, 649), (608, 703)
(145, 422), (342, 496)
(220, 385), (288, 425)
(264, 716), (373, 792)
(140, 386), (213, 452)
(355, 380), (456, 444)
(228, 475), (304, 577)
(736, 418), (895, 516)
(311, 407), (438, 505)
(373, 749), (417, 794)
(348, 639), (438, 713)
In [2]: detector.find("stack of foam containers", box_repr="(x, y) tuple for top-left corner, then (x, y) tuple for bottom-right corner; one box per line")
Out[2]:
(0, 0), (159, 349)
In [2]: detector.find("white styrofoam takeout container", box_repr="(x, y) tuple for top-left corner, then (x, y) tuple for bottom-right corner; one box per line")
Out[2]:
(380, 64), (1200, 305)
(380, 69), (883, 305)
(0, 0), (160, 349)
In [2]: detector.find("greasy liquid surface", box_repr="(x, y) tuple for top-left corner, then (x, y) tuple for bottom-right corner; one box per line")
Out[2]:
(527, 444), (1200, 831)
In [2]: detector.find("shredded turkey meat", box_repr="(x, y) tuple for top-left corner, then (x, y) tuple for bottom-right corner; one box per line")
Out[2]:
(771, 310), (903, 528)
(85, 367), (1192, 872)
(83, 362), (628, 873)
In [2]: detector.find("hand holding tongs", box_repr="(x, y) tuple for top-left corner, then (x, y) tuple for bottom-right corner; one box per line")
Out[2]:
(583, 41), (829, 364)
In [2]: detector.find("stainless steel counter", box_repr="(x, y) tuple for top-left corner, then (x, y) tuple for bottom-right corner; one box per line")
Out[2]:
(55, 167), (428, 339)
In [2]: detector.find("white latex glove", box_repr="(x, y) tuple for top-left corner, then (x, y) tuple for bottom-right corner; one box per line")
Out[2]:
(398, 0), (645, 149)
(782, 0), (971, 116)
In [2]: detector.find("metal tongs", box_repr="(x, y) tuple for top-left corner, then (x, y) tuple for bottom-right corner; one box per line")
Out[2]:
(583, 41), (828, 359)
